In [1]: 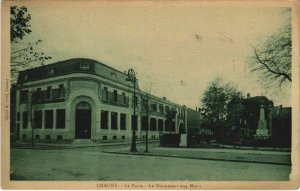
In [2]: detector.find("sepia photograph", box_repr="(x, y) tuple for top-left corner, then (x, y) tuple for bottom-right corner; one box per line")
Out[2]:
(1, 0), (299, 189)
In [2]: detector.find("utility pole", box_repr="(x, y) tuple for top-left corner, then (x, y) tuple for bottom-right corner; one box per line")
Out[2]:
(142, 82), (152, 153)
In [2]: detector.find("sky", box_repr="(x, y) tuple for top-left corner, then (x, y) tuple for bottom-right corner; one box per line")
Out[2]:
(20, 2), (291, 108)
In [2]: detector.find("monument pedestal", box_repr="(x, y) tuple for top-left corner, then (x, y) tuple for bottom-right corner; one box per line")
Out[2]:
(256, 128), (269, 136)
(255, 105), (270, 139)
(179, 134), (187, 147)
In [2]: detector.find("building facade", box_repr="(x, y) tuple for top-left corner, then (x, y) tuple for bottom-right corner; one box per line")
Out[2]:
(14, 58), (187, 142)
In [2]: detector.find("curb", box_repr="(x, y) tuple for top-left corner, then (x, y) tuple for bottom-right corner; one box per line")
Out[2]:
(11, 141), (159, 150)
(103, 150), (291, 166)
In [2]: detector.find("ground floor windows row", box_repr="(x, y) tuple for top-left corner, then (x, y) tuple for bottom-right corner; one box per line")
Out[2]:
(100, 111), (176, 132)
(19, 109), (176, 132)
(18, 109), (66, 129)
(140, 116), (175, 132)
(101, 111), (127, 130)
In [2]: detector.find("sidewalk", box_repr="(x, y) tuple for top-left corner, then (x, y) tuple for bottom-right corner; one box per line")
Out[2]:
(104, 145), (291, 165)
(10, 140), (159, 150)
(210, 143), (291, 152)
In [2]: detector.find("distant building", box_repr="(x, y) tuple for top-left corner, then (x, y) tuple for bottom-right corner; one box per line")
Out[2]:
(270, 106), (291, 146)
(14, 58), (187, 142)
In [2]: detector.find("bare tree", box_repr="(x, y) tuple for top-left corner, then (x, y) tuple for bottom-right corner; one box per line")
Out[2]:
(249, 15), (291, 88)
(141, 83), (152, 152)
(25, 90), (35, 146)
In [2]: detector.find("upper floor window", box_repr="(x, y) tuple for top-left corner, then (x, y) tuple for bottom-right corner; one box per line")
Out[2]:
(48, 68), (55, 75)
(150, 102), (157, 112)
(122, 92), (126, 104)
(24, 74), (28, 82)
(133, 95), (138, 107)
(111, 72), (117, 78)
(159, 104), (164, 113)
(141, 99), (148, 110)
(103, 87), (108, 100)
(58, 84), (65, 98)
(165, 106), (170, 113)
(20, 90), (28, 103)
(46, 86), (52, 100)
(80, 63), (89, 70)
(113, 90), (118, 102)
(35, 88), (42, 101)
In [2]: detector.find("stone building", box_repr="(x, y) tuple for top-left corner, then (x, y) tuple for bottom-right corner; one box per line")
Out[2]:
(14, 58), (187, 142)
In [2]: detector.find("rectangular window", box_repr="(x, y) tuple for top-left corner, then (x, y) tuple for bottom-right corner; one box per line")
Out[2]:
(159, 104), (164, 113)
(16, 123), (20, 133)
(142, 99), (148, 110)
(150, 102), (157, 112)
(111, 112), (118, 129)
(34, 110), (42, 129)
(122, 93), (126, 104)
(46, 86), (52, 100)
(131, 115), (137, 130)
(80, 63), (89, 70)
(58, 84), (65, 98)
(22, 111), (28, 129)
(111, 72), (117, 78)
(101, 111), (108, 129)
(165, 106), (170, 113)
(158, 119), (164, 131)
(120, 113), (126, 130)
(141, 116), (148, 130)
(45, 110), (53, 129)
(56, 109), (65, 129)
(103, 87), (108, 100)
(35, 88), (41, 102)
(48, 68), (55, 75)
(132, 96), (138, 107)
(20, 90), (28, 103)
(17, 112), (20, 121)
(150, 118), (157, 131)
(113, 90), (118, 103)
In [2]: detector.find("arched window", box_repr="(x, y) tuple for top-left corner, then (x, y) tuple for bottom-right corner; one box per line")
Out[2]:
(76, 101), (91, 110)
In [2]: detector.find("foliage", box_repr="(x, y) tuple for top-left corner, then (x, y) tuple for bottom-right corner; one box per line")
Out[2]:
(166, 108), (176, 133)
(200, 78), (244, 140)
(10, 6), (51, 84)
(249, 23), (291, 88)
(10, 6), (32, 43)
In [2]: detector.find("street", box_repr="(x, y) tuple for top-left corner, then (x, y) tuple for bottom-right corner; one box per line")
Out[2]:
(10, 144), (291, 181)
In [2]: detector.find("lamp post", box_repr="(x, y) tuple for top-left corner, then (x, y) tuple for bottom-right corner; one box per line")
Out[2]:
(127, 68), (138, 152)
(142, 94), (150, 153)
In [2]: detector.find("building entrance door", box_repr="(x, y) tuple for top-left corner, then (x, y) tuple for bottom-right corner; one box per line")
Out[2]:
(75, 101), (91, 139)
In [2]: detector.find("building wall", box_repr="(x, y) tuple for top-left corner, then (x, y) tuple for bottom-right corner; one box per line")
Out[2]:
(16, 72), (186, 142)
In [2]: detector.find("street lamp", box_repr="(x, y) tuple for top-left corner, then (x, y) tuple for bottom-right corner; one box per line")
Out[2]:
(142, 94), (150, 153)
(126, 68), (138, 152)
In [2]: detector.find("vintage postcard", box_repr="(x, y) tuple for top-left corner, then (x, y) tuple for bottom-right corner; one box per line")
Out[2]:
(1, 0), (299, 190)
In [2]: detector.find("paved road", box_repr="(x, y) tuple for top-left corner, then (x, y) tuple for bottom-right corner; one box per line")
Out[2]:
(10, 145), (291, 181)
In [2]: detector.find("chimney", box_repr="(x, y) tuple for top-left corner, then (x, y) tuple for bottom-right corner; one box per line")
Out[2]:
(247, 93), (250, 98)
(196, 106), (198, 111)
(162, 97), (167, 100)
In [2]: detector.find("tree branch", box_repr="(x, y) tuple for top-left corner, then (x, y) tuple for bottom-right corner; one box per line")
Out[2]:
(253, 46), (291, 82)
